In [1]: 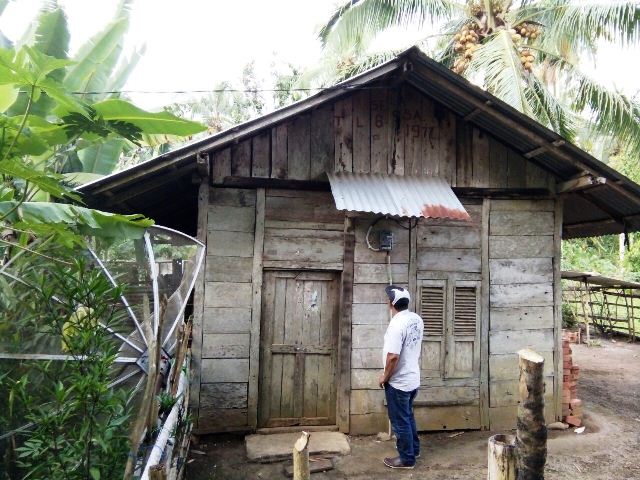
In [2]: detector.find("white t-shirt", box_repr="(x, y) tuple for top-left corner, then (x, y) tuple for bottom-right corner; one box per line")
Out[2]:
(382, 309), (424, 392)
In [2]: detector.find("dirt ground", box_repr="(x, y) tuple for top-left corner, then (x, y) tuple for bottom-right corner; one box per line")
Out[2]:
(187, 336), (640, 479)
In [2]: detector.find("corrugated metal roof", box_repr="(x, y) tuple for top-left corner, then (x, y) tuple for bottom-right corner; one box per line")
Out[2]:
(327, 172), (470, 220)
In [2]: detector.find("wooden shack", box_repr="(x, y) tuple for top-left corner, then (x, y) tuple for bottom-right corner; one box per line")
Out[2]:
(80, 48), (640, 435)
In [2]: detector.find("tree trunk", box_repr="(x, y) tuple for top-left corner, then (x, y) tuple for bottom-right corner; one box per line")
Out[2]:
(488, 434), (516, 480)
(515, 349), (547, 480)
(293, 431), (310, 480)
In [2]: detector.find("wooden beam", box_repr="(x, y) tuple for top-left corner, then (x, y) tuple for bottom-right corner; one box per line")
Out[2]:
(464, 101), (493, 121)
(480, 198), (490, 429)
(218, 176), (331, 191)
(523, 146), (547, 159)
(190, 180), (209, 432)
(556, 175), (606, 194)
(553, 199), (563, 422)
(196, 151), (210, 178)
(337, 216), (355, 433)
(452, 187), (552, 198)
(248, 188), (265, 429)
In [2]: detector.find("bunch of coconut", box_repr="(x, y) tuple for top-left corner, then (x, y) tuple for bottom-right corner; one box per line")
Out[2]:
(452, 25), (480, 74)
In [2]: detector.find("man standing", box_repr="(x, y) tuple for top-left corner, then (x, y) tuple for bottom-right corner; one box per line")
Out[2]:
(378, 285), (424, 469)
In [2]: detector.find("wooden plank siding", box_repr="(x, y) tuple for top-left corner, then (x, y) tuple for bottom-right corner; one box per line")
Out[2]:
(206, 85), (552, 190)
(487, 199), (558, 426)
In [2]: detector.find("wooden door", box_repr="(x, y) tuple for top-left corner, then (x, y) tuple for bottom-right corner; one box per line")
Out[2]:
(419, 277), (482, 428)
(258, 271), (339, 428)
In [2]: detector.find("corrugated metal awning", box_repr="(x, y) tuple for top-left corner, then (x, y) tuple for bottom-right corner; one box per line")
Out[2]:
(327, 172), (470, 220)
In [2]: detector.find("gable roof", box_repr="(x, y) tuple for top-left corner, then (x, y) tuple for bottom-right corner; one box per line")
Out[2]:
(79, 47), (640, 239)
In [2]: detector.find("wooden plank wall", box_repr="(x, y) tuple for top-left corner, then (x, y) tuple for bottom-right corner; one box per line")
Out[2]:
(487, 199), (557, 429)
(209, 84), (554, 190)
(350, 216), (410, 434)
(198, 188), (256, 432)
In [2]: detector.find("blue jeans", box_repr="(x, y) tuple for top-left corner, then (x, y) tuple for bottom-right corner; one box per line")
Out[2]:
(384, 383), (419, 465)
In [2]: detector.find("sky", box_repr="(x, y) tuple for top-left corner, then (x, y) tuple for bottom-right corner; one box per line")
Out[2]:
(0, 0), (638, 111)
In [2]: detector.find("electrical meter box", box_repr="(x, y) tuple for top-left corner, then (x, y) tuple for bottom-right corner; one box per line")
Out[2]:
(379, 230), (394, 251)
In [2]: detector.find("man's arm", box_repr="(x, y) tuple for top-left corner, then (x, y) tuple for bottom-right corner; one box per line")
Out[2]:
(378, 352), (400, 388)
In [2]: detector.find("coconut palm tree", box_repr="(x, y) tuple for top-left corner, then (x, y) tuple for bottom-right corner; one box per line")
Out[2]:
(317, 0), (640, 157)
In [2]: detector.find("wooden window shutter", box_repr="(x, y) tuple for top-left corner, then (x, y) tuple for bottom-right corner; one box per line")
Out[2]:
(420, 285), (445, 336)
(453, 286), (477, 336)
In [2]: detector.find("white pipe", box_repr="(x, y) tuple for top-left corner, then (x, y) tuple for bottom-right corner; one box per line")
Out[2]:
(140, 357), (189, 480)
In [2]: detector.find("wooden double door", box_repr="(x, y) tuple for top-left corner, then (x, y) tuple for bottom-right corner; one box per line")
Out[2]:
(258, 271), (339, 428)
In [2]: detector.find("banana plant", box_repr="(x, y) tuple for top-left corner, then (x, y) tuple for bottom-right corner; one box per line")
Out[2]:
(0, 46), (204, 250)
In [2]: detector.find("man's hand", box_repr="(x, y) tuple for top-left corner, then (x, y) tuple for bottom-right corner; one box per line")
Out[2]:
(378, 373), (386, 388)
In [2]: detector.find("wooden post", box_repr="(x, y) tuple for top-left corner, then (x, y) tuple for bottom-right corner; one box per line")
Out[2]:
(292, 431), (311, 480)
(515, 349), (547, 480)
(149, 464), (166, 480)
(488, 434), (516, 480)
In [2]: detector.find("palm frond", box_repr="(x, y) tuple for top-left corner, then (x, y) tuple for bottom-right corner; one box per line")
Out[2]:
(319, 0), (463, 56)
(517, 1), (640, 55)
(465, 30), (530, 114)
(525, 73), (577, 139)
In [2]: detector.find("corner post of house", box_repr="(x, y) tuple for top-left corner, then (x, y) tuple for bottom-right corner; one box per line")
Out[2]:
(248, 187), (266, 429)
(480, 197), (491, 429)
(553, 197), (564, 421)
(337, 215), (355, 433)
(190, 178), (210, 430)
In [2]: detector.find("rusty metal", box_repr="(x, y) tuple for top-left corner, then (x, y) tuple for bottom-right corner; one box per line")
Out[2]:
(328, 172), (470, 220)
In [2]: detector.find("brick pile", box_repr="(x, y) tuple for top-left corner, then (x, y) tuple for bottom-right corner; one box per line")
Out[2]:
(562, 338), (583, 427)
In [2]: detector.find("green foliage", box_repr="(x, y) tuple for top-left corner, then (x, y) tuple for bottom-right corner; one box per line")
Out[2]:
(562, 301), (577, 329)
(0, 255), (132, 480)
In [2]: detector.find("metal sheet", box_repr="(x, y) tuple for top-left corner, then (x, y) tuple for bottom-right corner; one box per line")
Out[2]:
(328, 172), (470, 220)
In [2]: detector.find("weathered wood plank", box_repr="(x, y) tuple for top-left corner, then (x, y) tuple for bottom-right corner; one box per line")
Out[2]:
(287, 114), (311, 180)
(415, 386), (479, 404)
(480, 197), (490, 430)
(490, 283), (554, 308)
(231, 139), (252, 177)
(421, 97), (439, 176)
(191, 181), (208, 431)
(390, 87), (404, 175)
(403, 86), (423, 176)
(352, 90), (371, 173)
(351, 369), (380, 389)
(351, 348), (381, 369)
(207, 230), (254, 257)
(252, 132), (271, 178)
(354, 263), (408, 283)
(456, 121), (473, 187)
(202, 333), (250, 358)
(248, 188), (265, 428)
(338, 216), (355, 432)
(203, 307), (252, 334)
(489, 351), (554, 381)
(553, 198), (563, 422)
(200, 383), (248, 409)
(208, 205), (255, 232)
(210, 187), (256, 207)
(197, 408), (248, 431)
(489, 258), (553, 285)
(415, 405), (481, 431)
(490, 199), (554, 212)
(489, 137), (508, 188)
(353, 284), (402, 304)
(526, 159), (549, 188)
(439, 109), (457, 185)
(418, 225), (481, 249)
(201, 358), (250, 383)
(212, 148), (231, 184)
(488, 328), (555, 355)
(506, 148), (526, 188)
(489, 235), (554, 259)
(370, 87), (390, 174)
(205, 256), (253, 282)
(489, 211), (554, 236)
(263, 233), (344, 265)
(271, 123), (288, 179)
(204, 282), (253, 308)
(349, 413), (388, 435)
(310, 105), (334, 180)
(265, 220), (344, 231)
(352, 324), (387, 348)
(265, 191), (343, 224)
(334, 97), (353, 172)
(489, 377), (554, 407)
(489, 306), (554, 331)
(265, 228), (344, 239)
(417, 248), (481, 273)
(350, 389), (385, 414)
(472, 127), (490, 187)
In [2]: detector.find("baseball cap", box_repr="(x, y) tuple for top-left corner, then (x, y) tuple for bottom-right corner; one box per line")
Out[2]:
(385, 285), (410, 305)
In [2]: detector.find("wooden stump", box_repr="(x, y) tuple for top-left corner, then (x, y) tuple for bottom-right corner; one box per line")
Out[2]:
(516, 349), (547, 480)
(293, 431), (310, 480)
(488, 434), (516, 480)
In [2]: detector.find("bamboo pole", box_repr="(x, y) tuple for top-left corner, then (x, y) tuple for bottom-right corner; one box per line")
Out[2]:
(292, 431), (310, 480)
(515, 349), (547, 480)
(487, 434), (516, 480)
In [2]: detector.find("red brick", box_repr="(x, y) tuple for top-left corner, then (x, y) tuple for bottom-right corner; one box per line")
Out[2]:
(565, 416), (582, 427)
